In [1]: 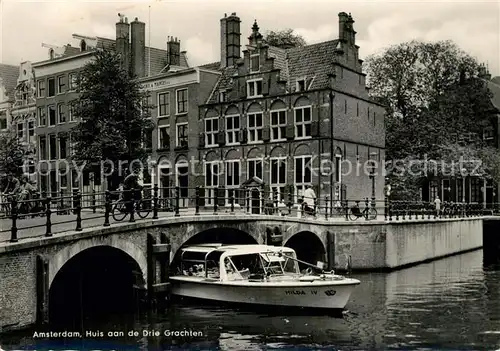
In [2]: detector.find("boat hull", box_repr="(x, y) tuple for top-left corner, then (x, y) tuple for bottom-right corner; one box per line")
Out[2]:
(169, 277), (360, 309)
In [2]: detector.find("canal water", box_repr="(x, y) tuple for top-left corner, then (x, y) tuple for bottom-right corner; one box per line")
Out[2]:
(2, 249), (500, 350)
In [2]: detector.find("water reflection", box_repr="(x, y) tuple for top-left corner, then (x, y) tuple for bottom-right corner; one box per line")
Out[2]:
(3, 249), (500, 350)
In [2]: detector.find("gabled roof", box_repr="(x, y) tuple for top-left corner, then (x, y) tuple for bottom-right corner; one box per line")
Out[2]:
(205, 40), (340, 104)
(0, 63), (20, 101)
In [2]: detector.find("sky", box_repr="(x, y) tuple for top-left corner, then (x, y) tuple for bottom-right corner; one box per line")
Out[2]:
(1, 0), (499, 76)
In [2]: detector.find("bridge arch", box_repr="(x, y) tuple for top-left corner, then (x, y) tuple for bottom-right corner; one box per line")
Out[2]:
(49, 238), (147, 288)
(48, 238), (147, 326)
(284, 230), (326, 269)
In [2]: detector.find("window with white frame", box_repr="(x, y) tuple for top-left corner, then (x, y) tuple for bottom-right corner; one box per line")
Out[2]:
(49, 134), (57, 160)
(57, 75), (65, 94)
(28, 120), (35, 142)
(69, 73), (78, 91)
(295, 155), (313, 199)
(48, 78), (55, 97)
(39, 136), (47, 160)
(270, 157), (287, 201)
(17, 122), (24, 139)
(158, 92), (170, 117)
(59, 135), (67, 159)
(38, 107), (46, 126)
(205, 117), (218, 146)
(247, 112), (263, 143)
(225, 115), (240, 145)
(176, 123), (188, 148)
(205, 161), (220, 205)
(294, 106), (312, 138)
(57, 104), (65, 123)
(48, 105), (56, 126)
(226, 160), (240, 204)
(247, 158), (263, 180)
(37, 80), (45, 98)
(158, 125), (170, 149)
(270, 109), (286, 141)
(250, 53), (260, 73)
(176, 89), (188, 114)
(68, 102), (75, 122)
(247, 79), (263, 98)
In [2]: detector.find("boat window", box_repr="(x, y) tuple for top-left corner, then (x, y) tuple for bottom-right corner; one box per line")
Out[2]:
(227, 253), (263, 279)
(224, 257), (246, 280)
(181, 261), (206, 277)
(206, 259), (220, 278)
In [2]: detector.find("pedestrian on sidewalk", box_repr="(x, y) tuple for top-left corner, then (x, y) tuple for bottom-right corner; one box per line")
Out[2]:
(434, 196), (441, 216)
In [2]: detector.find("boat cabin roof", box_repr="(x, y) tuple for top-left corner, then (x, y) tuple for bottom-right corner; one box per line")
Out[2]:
(179, 244), (296, 258)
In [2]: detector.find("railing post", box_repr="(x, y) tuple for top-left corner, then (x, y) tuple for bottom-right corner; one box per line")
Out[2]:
(288, 191), (293, 215)
(75, 192), (82, 231)
(324, 196), (328, 220)
(345, 200), (349, 221)
(92, 188), (96, 214)
(195, 186), (200, 216)
(175, 186), (180, 217)
(60, 189), (64, 215)
(10, 198), (18, 243)
(103, 190), (111, 227)
(364, 198), (369, 221)
(45, 197), (52, 237)
(153, 184), (159, 219)
(246, 189), (250, 214)
(230, 194), (235, 214)
(388, 199), (392, 221)
(213, 187), (218, 215)
(129, 188), (136, 223)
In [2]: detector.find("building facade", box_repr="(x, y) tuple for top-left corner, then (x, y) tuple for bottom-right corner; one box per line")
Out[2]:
(32, 14), (189, 201)
(9, 62), (37, 181)
(421, 72), (500, 207)
(0, 64), (20, 133)
(138, 60), (221, 207)
(198, 12), (386, 210)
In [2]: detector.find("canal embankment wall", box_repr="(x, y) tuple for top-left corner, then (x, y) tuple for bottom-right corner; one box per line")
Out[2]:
(333, 218), (484, 271)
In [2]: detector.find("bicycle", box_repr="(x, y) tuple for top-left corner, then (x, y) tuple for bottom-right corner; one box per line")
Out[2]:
(112, 197), (151, 221)
(348, 204), (377, 221)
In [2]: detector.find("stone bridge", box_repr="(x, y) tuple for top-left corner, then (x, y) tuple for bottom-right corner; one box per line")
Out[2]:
(0, 214), (484, 333)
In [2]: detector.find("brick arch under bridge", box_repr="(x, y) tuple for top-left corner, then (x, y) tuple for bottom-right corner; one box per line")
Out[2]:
(157, 217), (330, 260)
(48, 234), (148, 289)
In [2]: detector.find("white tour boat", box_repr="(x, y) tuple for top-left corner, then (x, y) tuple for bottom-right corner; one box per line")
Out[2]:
(169, 244), (360, 310)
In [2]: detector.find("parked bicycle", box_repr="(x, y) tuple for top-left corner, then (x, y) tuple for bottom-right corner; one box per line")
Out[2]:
(348, 201), (377, 221)
(112, 198), (151, 221)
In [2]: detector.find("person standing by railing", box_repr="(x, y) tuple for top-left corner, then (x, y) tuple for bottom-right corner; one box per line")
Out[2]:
(434, 196), (441, 216)
(2, 174), (21, 210)
(303, 184), (316, 217)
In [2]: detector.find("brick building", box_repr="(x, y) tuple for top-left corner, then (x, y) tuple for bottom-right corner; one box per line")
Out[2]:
(0, 64), (19, 132)
(32, 15), (189, 200)
(421, 70), (500, 207)
(137, 38), (220, 206)
(10, 61), (38, 181)
(198, 12), (386, 209)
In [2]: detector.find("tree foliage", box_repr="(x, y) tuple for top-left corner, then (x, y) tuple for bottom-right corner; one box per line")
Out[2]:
(0, 127), (27, 178)
(365, 40), (497, 198)
(71, 49), (154, 178)
(264, 29), (306, 49)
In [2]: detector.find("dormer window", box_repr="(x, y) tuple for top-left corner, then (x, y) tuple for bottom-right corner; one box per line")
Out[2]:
(219, 90), (226, 103)
(250, 53), (260, 73)
(80, 40), (87, 52)
(296, 79), (306, 92)
(247, 79), (263, 98)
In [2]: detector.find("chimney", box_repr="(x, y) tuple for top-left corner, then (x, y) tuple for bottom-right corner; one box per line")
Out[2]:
(338, 12), (349, 42)
(338, 12), (356, 44)
(116, 13), (131, 73)
(131, 17), (146, 78)
(220, 12), (241, 68)
(167, 36), (181, 66)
